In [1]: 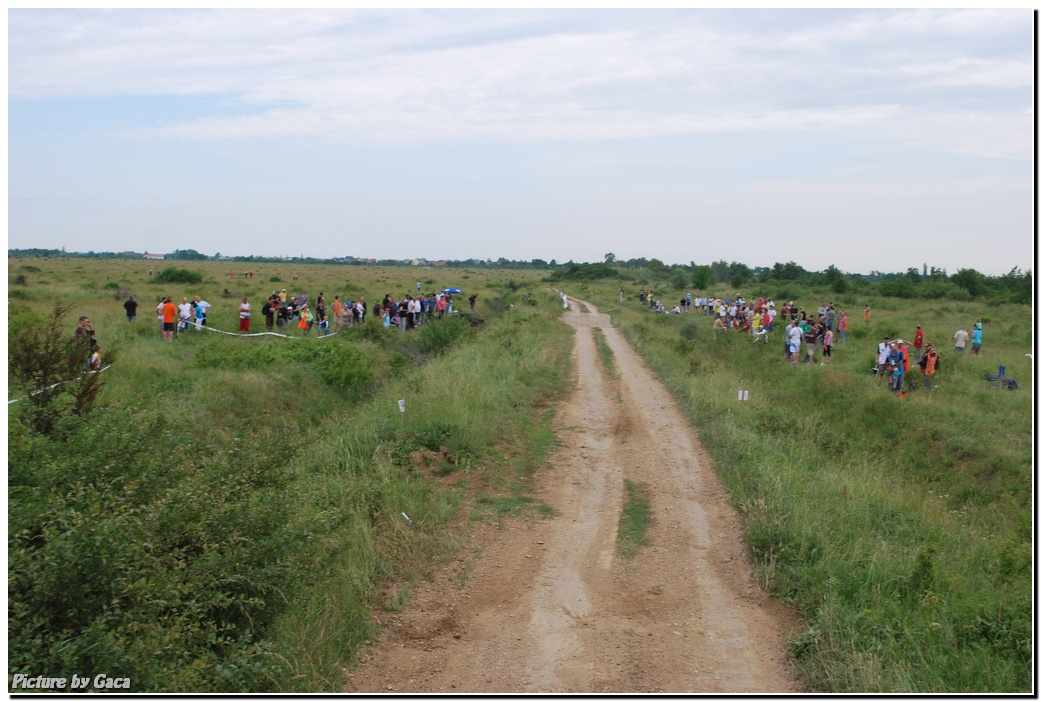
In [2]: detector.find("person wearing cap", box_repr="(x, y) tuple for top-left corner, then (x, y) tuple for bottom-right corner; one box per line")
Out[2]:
(919, 342), (940, 389)
(877, 336), (892, 380)
(913, 324), (924, 362)
(970, 324), (982, 356)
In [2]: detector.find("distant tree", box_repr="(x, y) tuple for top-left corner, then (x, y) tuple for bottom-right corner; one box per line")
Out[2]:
(728, 262), (752, 289)
(997, 267), (1031, 305)
(951, 268), (987, 298)
(905, 267), (922, 284)
(604, 252), (616, 264)
(771, 261), (808, 281)
(169, 249), (207, 261)
(691, 265), (714, 290)
(824, 264), (850, 294)
(646, 258), (669, 274)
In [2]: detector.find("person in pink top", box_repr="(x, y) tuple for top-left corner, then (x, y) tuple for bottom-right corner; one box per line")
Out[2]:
(837, 310), (849, 344)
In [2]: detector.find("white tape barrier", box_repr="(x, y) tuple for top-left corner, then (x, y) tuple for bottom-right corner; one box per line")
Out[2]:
(194, 323), (340, 339)
(8, 365), (112, 404)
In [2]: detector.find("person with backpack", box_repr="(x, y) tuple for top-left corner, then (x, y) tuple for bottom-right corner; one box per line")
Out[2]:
(918, 342), (940, 390)
(262, 296), (275, 332)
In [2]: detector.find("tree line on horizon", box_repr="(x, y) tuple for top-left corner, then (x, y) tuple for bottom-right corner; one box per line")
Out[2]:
(8, 248), (1031, 305)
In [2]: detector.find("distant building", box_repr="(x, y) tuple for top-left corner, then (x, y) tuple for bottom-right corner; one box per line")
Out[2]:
(122, 251), (140, 257)
(143, 253), (165, 260)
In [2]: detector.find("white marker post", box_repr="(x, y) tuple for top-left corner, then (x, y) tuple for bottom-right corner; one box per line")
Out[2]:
(738, 389), (749, 401)
(398, 399), (406, 428)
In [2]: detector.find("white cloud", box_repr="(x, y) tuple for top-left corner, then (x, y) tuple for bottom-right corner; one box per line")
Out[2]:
(10, 8), (1034, 160)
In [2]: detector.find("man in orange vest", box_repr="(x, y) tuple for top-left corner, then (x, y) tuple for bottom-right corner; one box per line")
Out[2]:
(918, 342), (940, 390)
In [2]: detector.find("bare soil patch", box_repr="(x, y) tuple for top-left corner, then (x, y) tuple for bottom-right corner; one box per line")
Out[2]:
(346, 299), (804, 693)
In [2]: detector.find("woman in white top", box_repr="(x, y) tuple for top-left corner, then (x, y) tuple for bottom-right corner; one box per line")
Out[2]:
(239, 297), (251, 334)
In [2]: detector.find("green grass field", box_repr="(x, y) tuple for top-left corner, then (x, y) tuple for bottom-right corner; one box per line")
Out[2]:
(8, 256), (1034, 692)
(8, 257), (563, 692)
(582, 275), (1033, 693)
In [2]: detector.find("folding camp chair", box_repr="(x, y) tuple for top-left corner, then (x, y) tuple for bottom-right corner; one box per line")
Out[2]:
(983, 365), (1005, 385)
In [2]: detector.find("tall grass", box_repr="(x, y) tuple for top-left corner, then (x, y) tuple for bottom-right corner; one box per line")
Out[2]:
(8, 258), (568, 692)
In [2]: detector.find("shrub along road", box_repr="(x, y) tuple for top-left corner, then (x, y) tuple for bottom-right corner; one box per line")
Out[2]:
(346, 298), (803, 693)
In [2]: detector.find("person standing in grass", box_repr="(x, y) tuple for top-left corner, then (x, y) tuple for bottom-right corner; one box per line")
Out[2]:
(75, 315), (96, 352)
(88, 343), (103, 371)
(177, 297), (193, 334)
(276, 302), (289, 333)
(919, 342), (940, 389)
(837, 309), (849, 344)
(804, 320), (817, 364)
(889, 346), (905, 393)
(821, 326), (834, 365)
(712, 316), (726, 339)
(787, 319), (802, 363)
(194, 296), (211, 331)
(876, 336), (892, 381)
(864, 304), (871, 322)
(123, 295), (138, 322)
(913, 324), (924, 362)
(971, 323), (982, 356)
(332, 296), (343, 330)
(953, 325), (969, 354)
(161, 297), (177, 341)
(238, 296), (251, 335)
(262, 296), (275, 332)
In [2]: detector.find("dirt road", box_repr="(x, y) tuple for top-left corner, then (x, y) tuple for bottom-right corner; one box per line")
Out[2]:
(345, 299), (803, 693)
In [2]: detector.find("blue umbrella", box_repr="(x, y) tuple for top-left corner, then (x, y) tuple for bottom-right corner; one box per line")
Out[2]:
(441, 287), (464, 294)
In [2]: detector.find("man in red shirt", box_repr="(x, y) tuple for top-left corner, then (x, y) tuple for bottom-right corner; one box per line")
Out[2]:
(912, 325), (924, 363)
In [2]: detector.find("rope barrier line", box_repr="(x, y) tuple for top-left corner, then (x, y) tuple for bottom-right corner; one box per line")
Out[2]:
(193, 323), (340, 339)
(8, 365), (112, 405)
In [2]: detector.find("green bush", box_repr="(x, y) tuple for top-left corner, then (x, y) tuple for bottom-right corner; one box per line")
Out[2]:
(153, 267), (203, 285)
(192, 338), (375, 396)
(414, 317), (474, 355)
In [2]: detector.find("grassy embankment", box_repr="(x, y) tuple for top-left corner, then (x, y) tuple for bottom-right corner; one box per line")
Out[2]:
(8, 258), (568, 692)
(580, 277), (1032, 693)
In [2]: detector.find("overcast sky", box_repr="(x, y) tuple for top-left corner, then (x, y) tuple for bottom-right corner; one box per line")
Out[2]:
(8, 9), (1035, 276)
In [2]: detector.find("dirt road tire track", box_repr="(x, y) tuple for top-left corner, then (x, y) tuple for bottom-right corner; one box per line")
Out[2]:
(345, 298), (803, 693)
